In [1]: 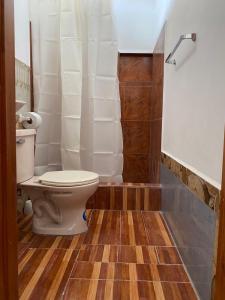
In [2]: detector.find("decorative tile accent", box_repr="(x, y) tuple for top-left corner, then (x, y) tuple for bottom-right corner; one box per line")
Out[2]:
(161, 152), (220, 211)
(86, 183), (161, 211)
(18, 210), (198, 300)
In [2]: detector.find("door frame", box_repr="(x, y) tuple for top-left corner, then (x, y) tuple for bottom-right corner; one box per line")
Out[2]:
(0, 0), (18, 299)
(215, 130), (225, 299)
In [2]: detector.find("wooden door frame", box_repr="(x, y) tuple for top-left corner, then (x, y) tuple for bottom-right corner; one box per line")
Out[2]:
(215, 130), (225, 299)
(0, 0), (18, 299)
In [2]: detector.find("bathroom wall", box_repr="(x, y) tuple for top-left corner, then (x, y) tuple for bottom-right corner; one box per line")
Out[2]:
(161, 165), (216, 300)
(14, 0), (31, 113)
(14, 0), (30, 65)
(113, 0), (173, 53)
(162, 0), (225, 188)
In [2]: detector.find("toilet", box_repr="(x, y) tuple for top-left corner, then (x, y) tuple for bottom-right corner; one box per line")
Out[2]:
(16, 129), (99, 235)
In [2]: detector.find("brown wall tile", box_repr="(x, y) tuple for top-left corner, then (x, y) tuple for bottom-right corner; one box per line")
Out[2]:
(123, 154), (150, 183)
(150, 120), (162, 159)
(150, 84), (163, 120)
(119, 49), (164, 183)
(121, 86), (152, 121)
(119, 55), (153, 82)
(122, 121), (150, 155)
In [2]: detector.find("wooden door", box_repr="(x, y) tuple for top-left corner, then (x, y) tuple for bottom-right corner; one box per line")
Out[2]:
(0, 0), (18, 298)
(215, 130), (225, 299)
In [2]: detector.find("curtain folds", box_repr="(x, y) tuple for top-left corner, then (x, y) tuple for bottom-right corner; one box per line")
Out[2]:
(30, 0), (123, 183)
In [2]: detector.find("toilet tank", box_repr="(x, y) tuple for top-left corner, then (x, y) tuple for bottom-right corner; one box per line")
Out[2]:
(16, 129), (36, 183)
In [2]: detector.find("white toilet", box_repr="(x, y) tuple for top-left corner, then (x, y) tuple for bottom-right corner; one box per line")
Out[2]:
(16, 129), (99, 235)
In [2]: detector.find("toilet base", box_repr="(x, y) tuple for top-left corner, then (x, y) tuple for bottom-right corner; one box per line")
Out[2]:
(21, 177), (99, 236)
(32, 217), (88, 235)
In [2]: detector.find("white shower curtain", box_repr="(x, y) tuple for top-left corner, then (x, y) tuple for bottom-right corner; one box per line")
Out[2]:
(30, 0), (123, 182)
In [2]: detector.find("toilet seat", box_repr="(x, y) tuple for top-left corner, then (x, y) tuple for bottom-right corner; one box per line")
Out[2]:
(38, 170), (99, 187)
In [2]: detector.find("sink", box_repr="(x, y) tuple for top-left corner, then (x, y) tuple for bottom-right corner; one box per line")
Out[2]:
(16, 100), (26, 112)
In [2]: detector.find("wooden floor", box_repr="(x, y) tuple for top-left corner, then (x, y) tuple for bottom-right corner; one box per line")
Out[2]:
(18, 210), (198, 300)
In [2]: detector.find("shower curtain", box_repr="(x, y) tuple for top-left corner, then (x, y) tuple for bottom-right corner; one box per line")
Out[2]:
(30, 0), (123, 182)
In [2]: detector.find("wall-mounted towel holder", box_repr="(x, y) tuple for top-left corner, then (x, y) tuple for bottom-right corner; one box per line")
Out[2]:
(165, 33), (196, 65)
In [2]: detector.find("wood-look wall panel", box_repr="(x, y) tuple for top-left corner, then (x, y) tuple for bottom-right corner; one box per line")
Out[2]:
(119, 54), (153, 182)
(121, 86), (151, 121)
(122, 121), (150, 155)
(119, 55), (153, 82)
(119, 43), (164, 183)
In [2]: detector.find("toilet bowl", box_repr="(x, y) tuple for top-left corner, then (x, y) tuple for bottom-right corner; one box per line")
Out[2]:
(16, 129), (99, 235)
(21, 171), (99, 235)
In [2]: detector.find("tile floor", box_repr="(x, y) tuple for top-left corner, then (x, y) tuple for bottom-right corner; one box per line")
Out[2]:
(18, 210), (198, 300)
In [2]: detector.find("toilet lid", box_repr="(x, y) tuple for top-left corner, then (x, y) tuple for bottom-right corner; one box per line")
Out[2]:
(38, 170), (99, 187)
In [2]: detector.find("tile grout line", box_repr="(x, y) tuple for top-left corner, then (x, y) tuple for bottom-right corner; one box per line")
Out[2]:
(60, 209), (94, 299)
(66, 278), (195, 284)
(154, 246), (161, 265)
(19, 243), (184, 249)
(140, 210), (152, 246)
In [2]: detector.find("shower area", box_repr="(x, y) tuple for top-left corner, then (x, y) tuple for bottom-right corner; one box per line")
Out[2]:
(17, 0), (220, 299)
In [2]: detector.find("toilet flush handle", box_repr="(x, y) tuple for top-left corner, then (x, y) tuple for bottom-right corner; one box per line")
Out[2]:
(16, 138), (25, 144)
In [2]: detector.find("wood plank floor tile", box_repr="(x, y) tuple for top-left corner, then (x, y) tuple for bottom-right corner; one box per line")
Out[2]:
(18, 210), (197, 300)
(161, 282), (198, 300)
(118, 245), (158, 263)
(114, 263), (130, 281)
(142, 212), (174, 246)
(72, 262), (134, 281)
(19, 248), (48, 298)
(137, 281), (157, 299)
(121, 211), (148, 245)
(22, 233), (85, 249)
(18, 243), (30, 261)
(64, 280), (197, 300)
(64, 279), (91, 299)
(84, 210), (121, 245)
(64, 279), (116, 300)
(157, 265), (189, 282)
(72, 262), (184, 283)
(136, 264), (154, 281)
(77, 245), (118, 262)
(47, 249), (78, 300)
(156, 247), (182, 264)
(27, 249), (67, 300)
(20, 248), (78, 300)
(107, 263), (189, 283)
(100, 263), (116, 280)
(113, 280), (131, 300)
(18, 214), (32, 231)
(72, 262), (102, 280)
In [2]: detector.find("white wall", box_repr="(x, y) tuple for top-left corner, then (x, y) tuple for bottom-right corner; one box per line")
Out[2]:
(162, 0), (225, 188)
(113, 0), (173, 53)
(14, 0), (30, 65)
